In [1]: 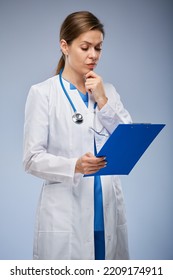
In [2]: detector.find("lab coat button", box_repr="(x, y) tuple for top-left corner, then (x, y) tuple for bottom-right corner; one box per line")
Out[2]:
(107, 235), (111, 241)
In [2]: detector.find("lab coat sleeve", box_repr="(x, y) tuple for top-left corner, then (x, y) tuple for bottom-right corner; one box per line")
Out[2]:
(97, 83), (132, 134)
(23, 85), (77, 183)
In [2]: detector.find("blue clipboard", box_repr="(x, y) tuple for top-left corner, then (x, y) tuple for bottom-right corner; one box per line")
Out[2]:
(85, 123), (165, 176)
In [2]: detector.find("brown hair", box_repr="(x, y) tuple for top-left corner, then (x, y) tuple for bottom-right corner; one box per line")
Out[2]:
(55, 11), (105, 75)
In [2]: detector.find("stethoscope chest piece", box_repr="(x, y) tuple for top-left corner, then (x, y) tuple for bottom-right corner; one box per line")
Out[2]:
(72, 112), (83, 124)
(59, 69), (84, 124)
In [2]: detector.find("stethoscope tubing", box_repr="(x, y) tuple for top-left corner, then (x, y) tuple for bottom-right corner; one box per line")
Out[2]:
(59, 69), (77, 113)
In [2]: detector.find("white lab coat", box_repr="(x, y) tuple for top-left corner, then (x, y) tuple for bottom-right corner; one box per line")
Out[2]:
(23, 74), (132, 260)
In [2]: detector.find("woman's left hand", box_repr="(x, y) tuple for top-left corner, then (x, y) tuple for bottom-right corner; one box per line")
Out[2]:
(85, 71), (108, 109)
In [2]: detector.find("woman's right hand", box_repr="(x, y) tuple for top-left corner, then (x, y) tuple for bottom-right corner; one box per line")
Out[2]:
(75, 152), (106, 175)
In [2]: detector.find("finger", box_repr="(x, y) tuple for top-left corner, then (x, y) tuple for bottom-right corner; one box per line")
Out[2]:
(85, 83), (94, 94)
(86, 159), (107, 170)
(85, 152), (94, 157)
(90, 156), (106, 163)
(85, 71), (97, 79)
(84, 163), (107, 175)
(85, 79), (96, 88)
(85, 77), (95, 84)
(85, 152), (105, 160)
(84, 153), (106, 166)
(85, 153), (98, 161)
(96, 156), (106, 162)
(86, 157), (105, 165)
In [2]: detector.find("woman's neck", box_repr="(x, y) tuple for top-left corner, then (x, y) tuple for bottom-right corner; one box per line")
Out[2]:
(62, 67), (86, 94)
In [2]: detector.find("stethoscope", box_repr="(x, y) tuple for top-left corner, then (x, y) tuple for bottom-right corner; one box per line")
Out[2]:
(59, 69), (84, 124)
(59, 69), (109, 137)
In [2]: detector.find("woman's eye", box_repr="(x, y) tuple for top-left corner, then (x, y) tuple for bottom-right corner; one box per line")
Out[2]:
(81, 47), (88, 51)
(81, 45), (89, 51)
(81, 46), (102, 51)
(95, 47), (102, 51)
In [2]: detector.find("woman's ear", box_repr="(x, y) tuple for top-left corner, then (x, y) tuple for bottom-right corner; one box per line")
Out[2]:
(60, 39), (69, 56)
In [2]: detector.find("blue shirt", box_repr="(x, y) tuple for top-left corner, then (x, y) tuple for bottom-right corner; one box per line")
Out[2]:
(70, 83), (104, 231)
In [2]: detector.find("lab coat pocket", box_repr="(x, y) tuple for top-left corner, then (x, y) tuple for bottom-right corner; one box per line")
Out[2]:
(34, 231), (70, 260)
(115, 224), (129, 260)
(38, 182), (72, 232)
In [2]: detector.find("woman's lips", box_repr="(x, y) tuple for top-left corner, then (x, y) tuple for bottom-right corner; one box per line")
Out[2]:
(87, 64), (96, 69)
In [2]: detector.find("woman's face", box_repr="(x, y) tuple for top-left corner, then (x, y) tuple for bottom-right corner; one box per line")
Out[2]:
(61, 30), (103, 76)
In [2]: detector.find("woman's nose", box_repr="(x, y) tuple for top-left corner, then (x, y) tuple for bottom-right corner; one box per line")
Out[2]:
(88, 48), (97, 59)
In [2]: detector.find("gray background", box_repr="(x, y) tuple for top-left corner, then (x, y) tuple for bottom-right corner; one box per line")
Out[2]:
(0, 0), (172, 259)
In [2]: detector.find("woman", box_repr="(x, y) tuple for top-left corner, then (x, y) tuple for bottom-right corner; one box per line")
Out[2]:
(23, 11), (132, 260)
